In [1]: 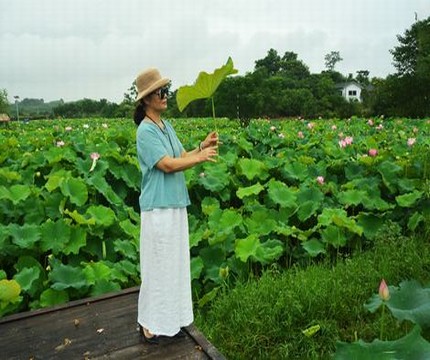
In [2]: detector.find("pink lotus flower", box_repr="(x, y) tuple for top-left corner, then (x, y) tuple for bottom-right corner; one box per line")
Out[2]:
(368, 149), (378, 157)
(368, 119), (374, 126)
(89, 152), (101, 172)
(316, 176), (325, 185)
(297, 131), (304, 139)
(376, 124), (384, 130)
(90, 152), (100, 160)
(331, 125), (337, 131)
(407, 138), (416, 147)
(270, 126), (276, 131)
(344, 136), (353, 145)
(379, 279), (390, 301)
(56, 140), (65, 147)
(339, 136), (353, 148)
(307, 122), (315, 129)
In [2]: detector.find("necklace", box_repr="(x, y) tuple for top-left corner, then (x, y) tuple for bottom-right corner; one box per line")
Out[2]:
(145, 114), (164, 131)
(145, 115), (176, 158)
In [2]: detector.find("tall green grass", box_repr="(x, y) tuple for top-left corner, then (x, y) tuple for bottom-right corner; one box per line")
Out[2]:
(195, 224), (430, 359)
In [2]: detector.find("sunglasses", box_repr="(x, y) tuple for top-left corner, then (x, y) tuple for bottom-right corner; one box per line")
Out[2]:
(152, 86), (170, 99)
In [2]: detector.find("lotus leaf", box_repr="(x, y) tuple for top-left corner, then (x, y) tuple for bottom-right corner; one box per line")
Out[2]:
(236, 183), (265, 199)
(9, 223), (41, 249)
(40, 219), (71, 254)
(49, 263), (88, 291)
(334, 325), (430, 360)
(267, 180), (297, 208)
(176, 57), (238, 112)
(396, 190), (424, 207)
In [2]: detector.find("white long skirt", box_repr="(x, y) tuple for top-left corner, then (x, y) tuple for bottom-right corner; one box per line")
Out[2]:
(137, 207), (194, 336)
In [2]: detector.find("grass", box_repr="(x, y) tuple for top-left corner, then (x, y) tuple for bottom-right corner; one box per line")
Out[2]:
(195, 224), (430, 359)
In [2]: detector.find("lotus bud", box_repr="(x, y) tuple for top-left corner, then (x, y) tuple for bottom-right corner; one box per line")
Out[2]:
(316, 176), (325, 185)
(368, 149), (378, 157)
(219, 266), (229, 279)
(407, 138), (416, 147)
(378, 279), (390, 301)
(89, 152), (101, 172)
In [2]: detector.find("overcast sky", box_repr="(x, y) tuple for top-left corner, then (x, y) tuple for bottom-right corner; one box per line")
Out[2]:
(1, 0), (428, 103)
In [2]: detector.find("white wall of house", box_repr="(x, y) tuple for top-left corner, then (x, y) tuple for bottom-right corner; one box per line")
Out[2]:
(340, 82), (362, 102)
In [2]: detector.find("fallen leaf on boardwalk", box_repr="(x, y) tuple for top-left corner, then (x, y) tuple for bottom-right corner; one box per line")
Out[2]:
(55, 338), (72, 351)
(73, 319), (80, 327)
(195, 345), (203, 351)
(96, 328), (104, 334)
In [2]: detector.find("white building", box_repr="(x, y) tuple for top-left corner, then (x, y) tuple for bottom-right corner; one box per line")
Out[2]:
(337, 81), (363, 102)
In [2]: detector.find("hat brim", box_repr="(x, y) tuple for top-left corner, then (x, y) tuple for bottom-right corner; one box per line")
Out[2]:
(135, 78), (170, 102)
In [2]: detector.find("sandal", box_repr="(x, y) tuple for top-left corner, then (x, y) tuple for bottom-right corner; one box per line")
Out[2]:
(139, 324), (159, 345)
(174, 329), (186, 339)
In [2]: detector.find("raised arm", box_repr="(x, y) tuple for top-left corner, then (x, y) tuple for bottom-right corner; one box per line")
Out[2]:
(156, 145), (218, 173)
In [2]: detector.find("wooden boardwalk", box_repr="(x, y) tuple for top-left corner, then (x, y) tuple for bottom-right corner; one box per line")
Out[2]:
(0, 287), (226, 360)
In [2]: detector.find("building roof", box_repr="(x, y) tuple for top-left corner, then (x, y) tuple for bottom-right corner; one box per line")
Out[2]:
(335, 81), (364, 90)
(0, 113), (10, 121)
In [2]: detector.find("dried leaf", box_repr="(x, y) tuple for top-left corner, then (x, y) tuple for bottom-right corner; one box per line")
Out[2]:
(55, 338), (72, 351)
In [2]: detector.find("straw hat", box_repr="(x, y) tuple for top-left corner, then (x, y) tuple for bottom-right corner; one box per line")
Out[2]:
(135, 68), (170, 102)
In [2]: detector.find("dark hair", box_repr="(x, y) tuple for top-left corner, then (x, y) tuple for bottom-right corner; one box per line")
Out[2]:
(134, 100), (146, 126)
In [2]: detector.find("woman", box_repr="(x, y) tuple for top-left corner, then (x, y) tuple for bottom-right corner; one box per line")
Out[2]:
(134, 68), (218, 344)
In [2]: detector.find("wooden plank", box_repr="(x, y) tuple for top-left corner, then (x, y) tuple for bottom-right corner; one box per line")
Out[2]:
(0, 287), (139, 325)
(0, 287), (223, 360)
(185, 325), (227, 360)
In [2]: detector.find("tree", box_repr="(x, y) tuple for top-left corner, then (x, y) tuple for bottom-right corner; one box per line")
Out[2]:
(280, 51), (310, 80)
(255, 48), (282, 76)
(380, 16), (430, 117)
(324, 51), (343, 71)
(321, 70), (346, 84)
(356, 70), (370, 85)
(53, 98), (121, 118)
(0, 89), (9, 114)
(390, 17), (430, 77)
(123, 81), (137, 103)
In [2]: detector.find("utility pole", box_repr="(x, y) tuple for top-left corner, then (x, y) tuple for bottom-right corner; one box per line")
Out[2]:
(14, 95), (19, 121)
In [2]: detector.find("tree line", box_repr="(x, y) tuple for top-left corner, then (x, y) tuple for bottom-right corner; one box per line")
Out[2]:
(169, 16), (429, 119)
(1, 16), (428, 120)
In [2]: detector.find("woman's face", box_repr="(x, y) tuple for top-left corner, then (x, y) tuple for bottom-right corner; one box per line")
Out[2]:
(145, 87), (169, 112)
